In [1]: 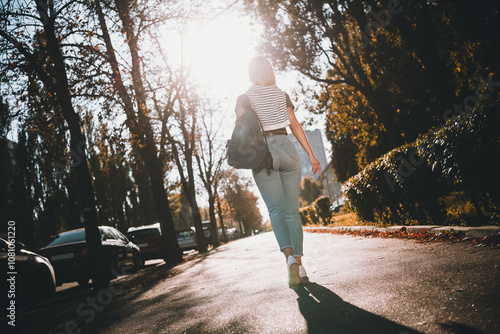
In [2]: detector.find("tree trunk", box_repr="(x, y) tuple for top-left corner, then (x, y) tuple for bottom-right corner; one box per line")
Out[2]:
(34, 1), (108, 289)
(184, 189), (208, 253)
(165, 123), (206, 252)
(14, 136), (36, 246)
(96, 0), (182, 264)
(137, 144), (183, 265)
(66, 171), (81, 231)
(141, 146), (183, 264)
(208, 193), (220, 248)
(361, 86), (405, 148)
(57, 90), (108, 289)
(215, 191), (228, 243)
(164, 105), (207, 252)
(243, 221), (253, 237)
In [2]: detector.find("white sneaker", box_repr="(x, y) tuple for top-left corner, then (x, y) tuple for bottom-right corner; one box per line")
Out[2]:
(298, 265), (309, 284)
(287, 256), (301, 286)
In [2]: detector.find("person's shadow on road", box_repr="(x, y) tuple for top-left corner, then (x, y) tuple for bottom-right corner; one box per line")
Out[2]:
(293, 282), (422, 334)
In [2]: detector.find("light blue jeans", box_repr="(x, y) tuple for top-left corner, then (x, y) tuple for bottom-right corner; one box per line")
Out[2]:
(253, 134), (303, 257)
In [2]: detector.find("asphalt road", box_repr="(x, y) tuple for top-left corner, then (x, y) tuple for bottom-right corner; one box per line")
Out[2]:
(54, 259), (175, 293)
(10, 231), (500, 333)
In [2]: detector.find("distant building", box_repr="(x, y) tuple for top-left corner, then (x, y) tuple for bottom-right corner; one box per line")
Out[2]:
(290, 129), (328, 180)
(290, 129), (342, 200)
(320, 162), (343, 203)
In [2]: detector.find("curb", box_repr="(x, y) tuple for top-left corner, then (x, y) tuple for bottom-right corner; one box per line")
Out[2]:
(304, 225), (500, 238)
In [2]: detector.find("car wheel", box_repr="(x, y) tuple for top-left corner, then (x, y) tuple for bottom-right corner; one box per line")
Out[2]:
(109, 258), (118, 280)
(132, 255), (141, 272)
(34, 268), (56, 302)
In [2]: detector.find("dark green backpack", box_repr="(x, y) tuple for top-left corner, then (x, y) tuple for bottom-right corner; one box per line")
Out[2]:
(227, 94), (273, 171)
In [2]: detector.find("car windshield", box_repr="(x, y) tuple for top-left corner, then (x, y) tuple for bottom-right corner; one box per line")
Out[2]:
(45, 229), (86, 247)
(127, 228), (160, 239)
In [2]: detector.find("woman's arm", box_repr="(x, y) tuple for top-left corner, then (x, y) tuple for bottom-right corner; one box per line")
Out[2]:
(287, 107), (321, 174)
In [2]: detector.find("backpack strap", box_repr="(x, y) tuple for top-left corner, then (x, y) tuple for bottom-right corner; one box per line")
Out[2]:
(242, 94), (270, 148)
(241, 94), (273, 172)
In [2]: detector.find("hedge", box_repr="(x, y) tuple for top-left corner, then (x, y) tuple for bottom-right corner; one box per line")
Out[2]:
(315, 196), (332, 226)
(343, 96), (500, 226)
(299, 208), (309, 226)
(299, 196), (332, 226)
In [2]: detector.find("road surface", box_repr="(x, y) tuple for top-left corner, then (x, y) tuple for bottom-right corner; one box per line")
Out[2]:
(10, 231), (500, 333)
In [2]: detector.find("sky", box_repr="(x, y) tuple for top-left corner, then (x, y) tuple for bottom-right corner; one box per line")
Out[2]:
(2, 0), (329, 226)
(154, 1), (329, 224)
(156, 0), (324, 133)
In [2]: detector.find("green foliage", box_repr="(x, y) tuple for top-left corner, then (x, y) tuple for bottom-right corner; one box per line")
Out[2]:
(328, 133), (359, 183)
(306, 205), (319, 225)
(222, 171), (263, 235)
(344, 97), (500, 226)
(314, 196), (332, 226)
(0, 98), (10, 137)
(249, 0), (500, 182)
(299, 196), (333, 226)
(298, 208), (309, 226)
(325, 87), (391, 183)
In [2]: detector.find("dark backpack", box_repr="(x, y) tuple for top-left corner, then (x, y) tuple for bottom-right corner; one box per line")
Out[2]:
(227, 94), (273, 171)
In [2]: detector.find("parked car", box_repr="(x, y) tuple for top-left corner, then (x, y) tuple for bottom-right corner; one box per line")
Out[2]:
(177, 229), (198, 251)
(37, 226), (142, 287)
(126, 223), (163, 262)
(330, 204), (345, 213)
(0, 238), (56, 307)
(226, 228), (238, 240)
(127, 223), (199, 256)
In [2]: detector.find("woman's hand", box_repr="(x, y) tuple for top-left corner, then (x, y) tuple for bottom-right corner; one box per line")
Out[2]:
(287, 107), (321, 175)
(309, 154), (321, 174)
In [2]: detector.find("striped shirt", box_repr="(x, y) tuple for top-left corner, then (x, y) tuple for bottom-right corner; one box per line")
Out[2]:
(236, 85), (294, 131)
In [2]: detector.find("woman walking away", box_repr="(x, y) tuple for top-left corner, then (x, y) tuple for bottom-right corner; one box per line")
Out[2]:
(235, 56), (321, 287)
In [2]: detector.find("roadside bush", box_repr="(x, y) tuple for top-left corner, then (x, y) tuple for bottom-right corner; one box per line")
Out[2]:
(315, 196), (332, 226)
(299, 208), (309, 225)
(305, 205), (320, 225)
(441, 192), (480, 226)
(426, 97), (500, 224)
(343, 144), (446, 225)
(343, 96), (500, 226)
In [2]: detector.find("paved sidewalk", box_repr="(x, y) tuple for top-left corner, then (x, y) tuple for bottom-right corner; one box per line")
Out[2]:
(304, 225), (500, 238)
